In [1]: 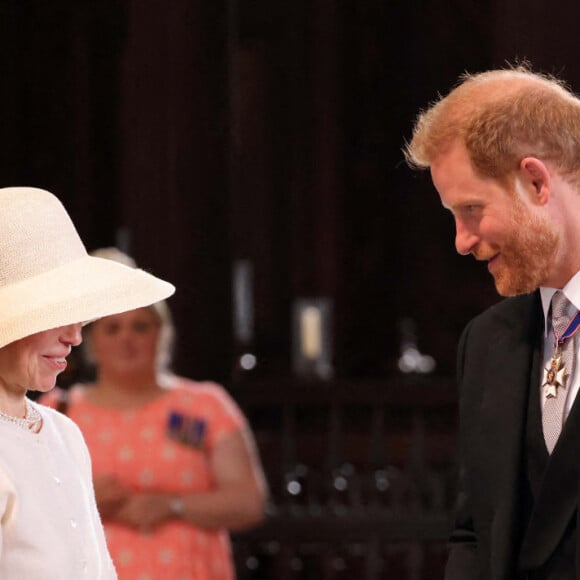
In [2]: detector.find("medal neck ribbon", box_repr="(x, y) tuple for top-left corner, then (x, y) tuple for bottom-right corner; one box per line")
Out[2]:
(553, 309), (580, 347)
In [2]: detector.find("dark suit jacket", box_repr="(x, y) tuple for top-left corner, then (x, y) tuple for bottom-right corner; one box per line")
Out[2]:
(444, 291), (580, 580)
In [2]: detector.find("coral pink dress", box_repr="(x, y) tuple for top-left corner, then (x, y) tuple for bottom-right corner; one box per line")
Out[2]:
(41, 377), (246, 580)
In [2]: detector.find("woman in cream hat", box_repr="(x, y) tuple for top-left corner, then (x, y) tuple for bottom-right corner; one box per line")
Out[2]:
(0, 187), (174, 579)
(41, 247), (267, 580)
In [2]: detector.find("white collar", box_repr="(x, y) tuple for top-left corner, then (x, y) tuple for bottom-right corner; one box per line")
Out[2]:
(540, 271), (580, 337)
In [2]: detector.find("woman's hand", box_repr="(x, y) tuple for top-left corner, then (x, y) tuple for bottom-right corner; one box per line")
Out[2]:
(114, 493), (175, 532)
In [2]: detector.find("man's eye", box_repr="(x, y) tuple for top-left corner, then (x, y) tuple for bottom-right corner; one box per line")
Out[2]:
(462, 205), (480, 216)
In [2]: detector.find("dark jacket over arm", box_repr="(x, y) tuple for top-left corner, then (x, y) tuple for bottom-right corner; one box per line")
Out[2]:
(444, 293), (542, 580)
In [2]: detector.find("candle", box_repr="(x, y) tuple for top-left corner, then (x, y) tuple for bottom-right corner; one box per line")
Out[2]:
(301, 306), (322, 359)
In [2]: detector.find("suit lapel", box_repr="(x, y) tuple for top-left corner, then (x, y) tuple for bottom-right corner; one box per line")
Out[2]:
(470, 294), (542, 578)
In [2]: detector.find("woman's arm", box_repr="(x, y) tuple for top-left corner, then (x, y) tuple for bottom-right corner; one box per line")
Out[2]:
(114, 425), (268, 532)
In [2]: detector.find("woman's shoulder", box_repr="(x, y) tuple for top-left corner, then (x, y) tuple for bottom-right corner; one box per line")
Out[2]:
(33, 399), (84, 439)
(163, 374), (242, 411)
(162, 376), (248, 442)
(163, 374), (226, 396)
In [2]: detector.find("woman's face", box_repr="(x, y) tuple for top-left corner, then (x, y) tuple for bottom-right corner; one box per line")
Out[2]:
(0, 324), (82, 394)
(88, 307), (160, 378)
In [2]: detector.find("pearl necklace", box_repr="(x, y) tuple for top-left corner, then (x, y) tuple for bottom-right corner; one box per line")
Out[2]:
(0, 400), (43, 433)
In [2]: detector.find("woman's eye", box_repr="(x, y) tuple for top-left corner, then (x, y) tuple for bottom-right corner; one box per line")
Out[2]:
(133, 321), (153, 333)
(102, 324), (120, 335)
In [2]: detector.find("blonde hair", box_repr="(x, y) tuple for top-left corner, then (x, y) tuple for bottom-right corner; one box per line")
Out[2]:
(404, 65), (580, 186)
(84, 247), (175, 374)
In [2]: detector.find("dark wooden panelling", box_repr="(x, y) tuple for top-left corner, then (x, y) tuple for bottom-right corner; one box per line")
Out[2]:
(2, 0), (580, 383)
(118, 0), (232, 382)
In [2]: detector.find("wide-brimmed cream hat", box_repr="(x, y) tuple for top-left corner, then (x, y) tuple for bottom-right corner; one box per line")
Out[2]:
(0, 186), (175, 348)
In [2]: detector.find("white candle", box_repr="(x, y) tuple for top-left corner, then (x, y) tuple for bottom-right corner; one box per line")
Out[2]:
(301, 306), (322, 359)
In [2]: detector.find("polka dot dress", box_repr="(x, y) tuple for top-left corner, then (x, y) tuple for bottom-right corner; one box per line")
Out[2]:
(42, 378), (245, 580)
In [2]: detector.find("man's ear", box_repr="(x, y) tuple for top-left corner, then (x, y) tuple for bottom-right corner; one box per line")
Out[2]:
(519, 156), (551, 205)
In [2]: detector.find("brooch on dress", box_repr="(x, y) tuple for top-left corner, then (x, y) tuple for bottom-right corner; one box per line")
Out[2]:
(167, 411), (207, 449)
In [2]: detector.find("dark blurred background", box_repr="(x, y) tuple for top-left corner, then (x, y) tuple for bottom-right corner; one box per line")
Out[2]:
(3, 1), (580, 577)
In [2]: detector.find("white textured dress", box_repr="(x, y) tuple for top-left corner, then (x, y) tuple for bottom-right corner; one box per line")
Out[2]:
(0, 399), (116, 579)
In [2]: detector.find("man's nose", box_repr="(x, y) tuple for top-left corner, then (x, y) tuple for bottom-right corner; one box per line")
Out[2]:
(455, 221), (479, 256)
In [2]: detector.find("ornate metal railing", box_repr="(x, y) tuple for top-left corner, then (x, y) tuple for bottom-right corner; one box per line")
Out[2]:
(229, 377), (458, 579)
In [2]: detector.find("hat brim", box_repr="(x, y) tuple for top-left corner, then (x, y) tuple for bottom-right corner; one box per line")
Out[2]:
(0, 255), (175, 348)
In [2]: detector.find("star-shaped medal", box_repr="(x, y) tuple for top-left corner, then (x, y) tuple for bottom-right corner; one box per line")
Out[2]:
(542, 351), (567, 398)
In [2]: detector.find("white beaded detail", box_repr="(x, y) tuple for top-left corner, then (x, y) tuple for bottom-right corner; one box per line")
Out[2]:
(0, 399), (43, 432)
